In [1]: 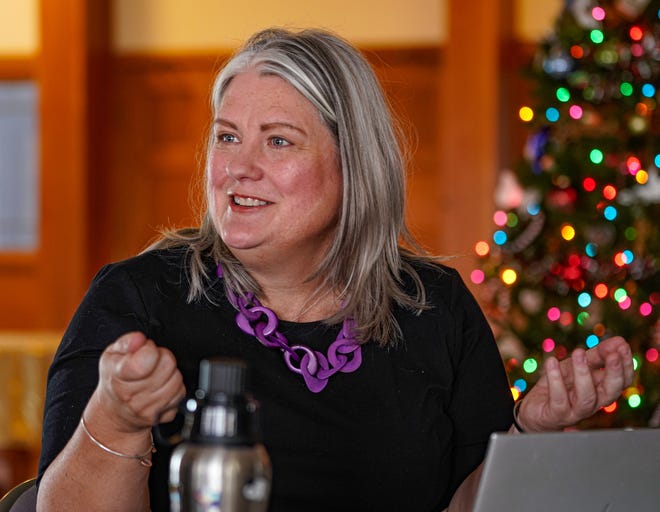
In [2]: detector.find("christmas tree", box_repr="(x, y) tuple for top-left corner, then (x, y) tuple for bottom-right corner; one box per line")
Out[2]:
(472, 0), (660, 427)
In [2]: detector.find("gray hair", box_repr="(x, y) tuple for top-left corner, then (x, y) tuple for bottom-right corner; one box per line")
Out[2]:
(152, 27), (432, 345)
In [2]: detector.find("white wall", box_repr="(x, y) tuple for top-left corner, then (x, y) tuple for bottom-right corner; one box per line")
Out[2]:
(0, 0), (38, 54)
(0, 0), (563, 55)
(113, 0), (447, 52)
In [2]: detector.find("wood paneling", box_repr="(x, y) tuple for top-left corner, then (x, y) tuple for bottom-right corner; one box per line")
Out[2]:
(0, 58), (36, 79)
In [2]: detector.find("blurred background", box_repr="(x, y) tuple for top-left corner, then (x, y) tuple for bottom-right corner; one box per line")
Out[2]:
(0, 0), (587, 495)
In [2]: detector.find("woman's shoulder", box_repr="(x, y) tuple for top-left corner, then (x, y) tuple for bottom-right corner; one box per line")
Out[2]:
(403, 257), (478, 312)
(90, 246), (206, 292)
(405, 257), (463, 290)
(102, 246), (187, 270)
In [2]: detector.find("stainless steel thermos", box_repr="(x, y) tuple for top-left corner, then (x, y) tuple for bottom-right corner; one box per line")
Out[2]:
(169, 358), (272, 512)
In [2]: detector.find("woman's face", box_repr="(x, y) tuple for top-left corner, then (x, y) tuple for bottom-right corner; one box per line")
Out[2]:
(208, 68), (342, 272)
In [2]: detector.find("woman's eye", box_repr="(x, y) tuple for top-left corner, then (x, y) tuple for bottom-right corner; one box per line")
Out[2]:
(270, 136), (290, 147)
(216, 133), (237, 143)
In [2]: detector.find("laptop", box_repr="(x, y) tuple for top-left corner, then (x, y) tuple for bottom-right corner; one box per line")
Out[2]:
(472, 428), (660, 512)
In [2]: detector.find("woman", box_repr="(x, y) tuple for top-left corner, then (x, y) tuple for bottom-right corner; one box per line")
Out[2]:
(37, 28), (633, 511)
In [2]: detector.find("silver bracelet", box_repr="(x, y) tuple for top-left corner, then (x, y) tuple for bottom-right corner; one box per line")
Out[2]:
(80, 416), (156, 467)
(512, 400), (526, 433)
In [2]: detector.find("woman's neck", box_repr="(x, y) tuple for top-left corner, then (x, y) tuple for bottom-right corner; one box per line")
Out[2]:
(255, 276), (341, 323)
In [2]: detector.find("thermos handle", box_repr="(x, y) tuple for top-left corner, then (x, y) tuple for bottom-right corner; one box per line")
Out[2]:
(153, 396), (199, 447)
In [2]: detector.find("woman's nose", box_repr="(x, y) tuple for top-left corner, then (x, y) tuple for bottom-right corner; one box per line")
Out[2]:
(224, 144), (263, 180)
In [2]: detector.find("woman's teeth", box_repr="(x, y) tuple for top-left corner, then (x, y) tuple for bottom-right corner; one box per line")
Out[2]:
(233, 196), (267, 207)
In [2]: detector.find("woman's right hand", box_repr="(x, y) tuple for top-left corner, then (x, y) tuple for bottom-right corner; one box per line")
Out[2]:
(92, 331), (186, 434)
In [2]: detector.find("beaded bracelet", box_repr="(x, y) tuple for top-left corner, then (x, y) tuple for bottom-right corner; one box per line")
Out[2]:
(80, 416), (156, 467)
(512, 400), (526, 433)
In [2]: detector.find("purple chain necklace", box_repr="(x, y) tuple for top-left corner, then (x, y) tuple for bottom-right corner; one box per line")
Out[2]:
(217, 264), (362, 393)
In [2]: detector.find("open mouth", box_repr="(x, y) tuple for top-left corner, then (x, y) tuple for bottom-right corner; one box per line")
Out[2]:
(231, 194), (269, 207)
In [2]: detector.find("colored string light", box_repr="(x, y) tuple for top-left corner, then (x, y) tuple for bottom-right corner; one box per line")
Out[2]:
(527, 203), (541, 215)
(613, 288), (628, 302)
(559, 311), (573, 326)
(493, 230), (508, 245)
(628, 394), (641, 408)
(519, 106), (534, 122)
(590, 29), (604, 44)
(603, 402), (617, 414)
(577, 312), (590, 326)
(602, 184), (617, 200)
(620, 82), (634, 97)
(583, 177), (596, 191)
(546, 107), (560, 122)
(493, 211), (507, 226)
(589, 148), (604, 164)
(570, 45), (584, 59)
(592, 7), (606, 21)
(470, 269), (485, 285)
(631, 43), (644, 57)
(614, 253), (625, 267)
(568, 105), (583, 119)
(556, 87), (571, 102)
(586, 334), (599, 348)
(475, 241), (490, 256)
(523, 358), (538, 373)
(618, 297), (632, 310)
(603, 205), (617, 220)
(542, 338), (555, 352)
(585, 242), (598, 257)
(641, 84), (655, 98)
(629, 26), (643, 41)
(547, 307), (561, 322)
(577, 292), (592, 307)
(639, 302), (652, 317)
(635, 170), (648, 184)
(646, 348), (659, 363)
(500, 268), (518, 285)
(594, 283), (608, 299)
(561, 224), (576, 240)
(555, 345), (568, 359)
(514, 378), (527, 393)
(626, 156), (641, 175)
(632, 357), (640, 372)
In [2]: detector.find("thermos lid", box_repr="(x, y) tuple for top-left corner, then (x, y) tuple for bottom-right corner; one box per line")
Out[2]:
(199, 358), (249, 399)
(189, 358), (260, 443)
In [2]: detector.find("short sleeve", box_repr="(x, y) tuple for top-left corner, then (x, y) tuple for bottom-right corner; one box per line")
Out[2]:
(441, 269), (514, 502)
(37, 263), (151, 485)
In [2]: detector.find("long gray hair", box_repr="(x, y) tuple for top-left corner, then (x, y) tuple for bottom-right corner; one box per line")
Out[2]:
(152, 27), (433, 346)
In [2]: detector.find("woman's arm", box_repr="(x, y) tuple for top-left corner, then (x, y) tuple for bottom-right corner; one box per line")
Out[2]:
(37, 332), (185, 512)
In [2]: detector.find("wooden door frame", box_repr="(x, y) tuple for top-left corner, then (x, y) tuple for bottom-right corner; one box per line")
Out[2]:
(0, 0), (111, 329)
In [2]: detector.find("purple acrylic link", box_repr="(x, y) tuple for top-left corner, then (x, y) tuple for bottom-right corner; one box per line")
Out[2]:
(217, 263), (362, 392)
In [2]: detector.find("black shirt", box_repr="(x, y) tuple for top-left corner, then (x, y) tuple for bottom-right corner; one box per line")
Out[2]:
(38, 248), (513, 511)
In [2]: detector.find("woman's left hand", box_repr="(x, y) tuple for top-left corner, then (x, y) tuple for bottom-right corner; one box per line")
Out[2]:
(516, 336), (634, 432)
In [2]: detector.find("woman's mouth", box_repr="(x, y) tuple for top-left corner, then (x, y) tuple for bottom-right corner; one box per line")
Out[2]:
(231, 194), (269, 207)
